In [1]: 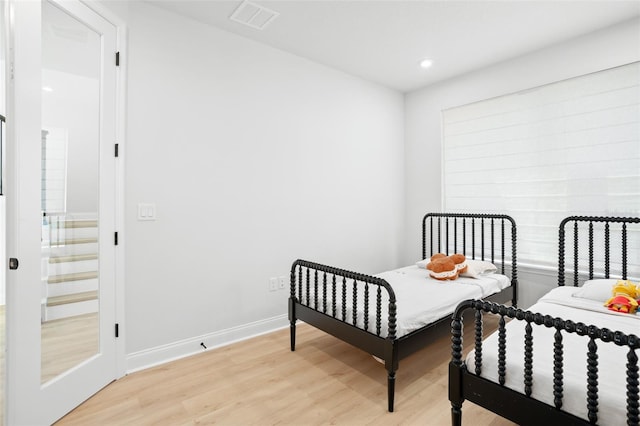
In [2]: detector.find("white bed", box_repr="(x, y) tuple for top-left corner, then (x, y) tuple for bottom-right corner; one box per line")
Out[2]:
(467, 285), (639, 426)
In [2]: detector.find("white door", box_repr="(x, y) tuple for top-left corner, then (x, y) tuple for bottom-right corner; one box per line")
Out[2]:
(5, 0), (118, 423)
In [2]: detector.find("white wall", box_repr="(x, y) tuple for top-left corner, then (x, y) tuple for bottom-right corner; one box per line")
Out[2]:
(42, 70), (99, 214)
(122, 2), (404, 366)
(404, 18), (640, 308)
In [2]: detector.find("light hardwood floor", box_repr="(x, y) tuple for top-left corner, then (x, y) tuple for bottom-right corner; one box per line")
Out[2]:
(57, 319), (516, 425)
(42, 312), (99, 383)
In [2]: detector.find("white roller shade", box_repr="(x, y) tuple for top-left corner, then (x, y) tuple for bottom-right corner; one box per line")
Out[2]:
(443, 62), (640, 276)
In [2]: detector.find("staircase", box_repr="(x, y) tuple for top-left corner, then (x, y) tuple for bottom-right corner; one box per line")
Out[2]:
(41, 214), (99, 322)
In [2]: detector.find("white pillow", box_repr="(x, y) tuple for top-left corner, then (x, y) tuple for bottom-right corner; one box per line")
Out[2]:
(460, 260), (498, 278)
(415, 258), (429, 269)
(573, 279), (618, 301)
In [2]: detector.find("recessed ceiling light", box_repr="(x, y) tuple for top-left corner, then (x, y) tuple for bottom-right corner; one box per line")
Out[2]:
(420, 59), (433, 69)
(42, 86), (53, 92)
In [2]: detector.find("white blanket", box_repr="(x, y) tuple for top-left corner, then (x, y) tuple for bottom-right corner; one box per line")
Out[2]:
(466, 286), (639, 426)
(301, 265), (510, 338)
(376, 266), (510, 337)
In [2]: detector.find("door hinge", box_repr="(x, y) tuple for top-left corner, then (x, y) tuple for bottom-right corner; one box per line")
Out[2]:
(114, 232), (118, 245)
(115, 323), (119, 338)
(115, 51), (120, 66)
(115, 143), (119, 157)
(9, 258), (19, 270)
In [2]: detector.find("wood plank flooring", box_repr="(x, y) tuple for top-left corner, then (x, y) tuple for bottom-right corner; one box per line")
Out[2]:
(57, 317), (516, 425)
(41, 312), (99, 383)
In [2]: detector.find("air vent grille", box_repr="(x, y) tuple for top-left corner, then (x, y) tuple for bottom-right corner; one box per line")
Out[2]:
(229, 1), (279, 30)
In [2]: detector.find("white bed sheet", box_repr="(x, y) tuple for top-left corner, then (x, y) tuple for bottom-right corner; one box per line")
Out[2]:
(303, 265), (510, 338)
(465, 286), (640, 426)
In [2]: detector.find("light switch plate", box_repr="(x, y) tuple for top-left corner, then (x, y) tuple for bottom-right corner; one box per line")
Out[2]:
(137, 203), (156, 221)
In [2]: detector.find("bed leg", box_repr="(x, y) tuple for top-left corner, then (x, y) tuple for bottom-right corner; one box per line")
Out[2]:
(288, 297), (296, 351)
(451, 403), (462, 426)
(384, 341), (398, 412)
(387, 371), (396, 412)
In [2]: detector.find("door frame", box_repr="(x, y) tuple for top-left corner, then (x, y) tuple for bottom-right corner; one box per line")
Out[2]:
(4, 0), (126, 423)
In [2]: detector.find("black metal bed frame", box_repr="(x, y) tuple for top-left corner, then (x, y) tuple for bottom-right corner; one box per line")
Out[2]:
(449, 216), (640, 426)
(289, 212), (518, 412)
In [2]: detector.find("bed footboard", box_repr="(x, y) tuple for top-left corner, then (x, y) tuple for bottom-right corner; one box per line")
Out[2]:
(449, 299), (640, 426)
(289, 259), (399, 411)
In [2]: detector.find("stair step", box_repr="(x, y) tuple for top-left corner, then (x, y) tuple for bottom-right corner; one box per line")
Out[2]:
(45, 242), (98, 256)
(43, 226), (98, 242)
(48, 271), (98, 284)
(49, 237), (98, 246)
(43, 298), (98, 321)
(49, 253), (98, 264)
(46, 290), (98, 307)
(46, 259), (98, 278)
(46, 278), (98, 298)
(46, 219), (98, 229)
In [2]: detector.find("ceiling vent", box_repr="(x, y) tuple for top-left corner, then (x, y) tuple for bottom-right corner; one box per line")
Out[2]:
(229, 1), (279, 30)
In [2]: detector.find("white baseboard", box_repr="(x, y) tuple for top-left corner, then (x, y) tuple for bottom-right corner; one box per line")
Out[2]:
(126, 314), (289, 374)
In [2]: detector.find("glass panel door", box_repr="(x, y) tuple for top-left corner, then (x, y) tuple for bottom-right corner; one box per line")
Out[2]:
(6, 0), (118, 423)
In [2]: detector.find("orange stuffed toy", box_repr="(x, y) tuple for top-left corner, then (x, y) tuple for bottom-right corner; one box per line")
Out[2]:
(426, 253), (467, 280)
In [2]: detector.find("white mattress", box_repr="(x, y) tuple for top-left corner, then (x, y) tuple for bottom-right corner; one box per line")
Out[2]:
(465, 286), (640, 426)
(303, 265), (510, 338)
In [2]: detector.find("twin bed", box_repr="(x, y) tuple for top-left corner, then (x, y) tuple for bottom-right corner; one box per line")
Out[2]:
(289, 212), (518, 412)
(289, 213), (639, 422)
(449, 216), (640, 425)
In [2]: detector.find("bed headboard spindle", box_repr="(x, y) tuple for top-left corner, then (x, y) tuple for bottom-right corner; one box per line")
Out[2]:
(422, 213), (516, 275)
(471, 219), (475, 260)
(423, 213), (518, 306)
(558, 216), (640, 287)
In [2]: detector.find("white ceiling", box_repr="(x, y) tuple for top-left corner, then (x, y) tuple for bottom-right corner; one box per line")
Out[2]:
(145, 0), (640, 93)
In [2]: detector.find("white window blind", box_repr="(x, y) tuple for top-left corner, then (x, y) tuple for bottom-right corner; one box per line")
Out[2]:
(443, 62), (640, 277)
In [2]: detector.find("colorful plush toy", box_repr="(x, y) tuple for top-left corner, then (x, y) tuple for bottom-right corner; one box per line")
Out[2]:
(426, 253), (467, 280)
(604, 279), (639, 314)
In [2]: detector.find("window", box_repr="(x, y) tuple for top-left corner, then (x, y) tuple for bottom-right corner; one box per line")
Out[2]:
(442, 62), (640, 276)
(41, 127), (68, 214)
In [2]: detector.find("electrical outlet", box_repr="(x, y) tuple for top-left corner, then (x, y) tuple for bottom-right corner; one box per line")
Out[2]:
(278, 276), (287, 290)
(269, 277), (278, 292)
